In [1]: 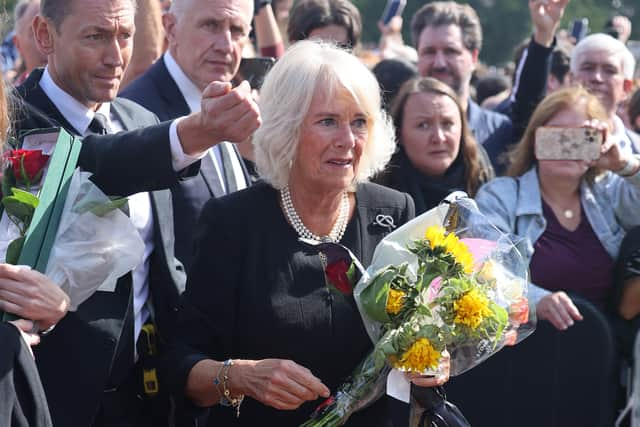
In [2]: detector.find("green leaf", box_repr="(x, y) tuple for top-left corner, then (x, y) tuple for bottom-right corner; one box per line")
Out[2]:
(9, 188), (39, 207)
(5, 236), (25, 265)
(358, 267), (396, 323)
(2, 196), (36, 224)
(74, 197), (129, 217)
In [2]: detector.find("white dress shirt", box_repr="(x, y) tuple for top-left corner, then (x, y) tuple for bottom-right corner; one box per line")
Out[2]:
(163, 51), (248, 194)
(38, 67), (198, 343)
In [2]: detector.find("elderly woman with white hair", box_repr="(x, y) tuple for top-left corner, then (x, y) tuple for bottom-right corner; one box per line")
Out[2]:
(170, 41), (447, 426)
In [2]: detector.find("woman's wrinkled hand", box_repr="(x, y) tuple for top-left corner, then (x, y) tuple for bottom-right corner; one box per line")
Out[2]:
(406, 350), (450, 388)
(536, 291), (583, 330)
(0, 264), (69, 330)
(234, 359), (331, 410)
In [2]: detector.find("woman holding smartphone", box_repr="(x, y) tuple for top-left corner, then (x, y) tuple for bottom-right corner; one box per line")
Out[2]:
(476, 86), (640, 331)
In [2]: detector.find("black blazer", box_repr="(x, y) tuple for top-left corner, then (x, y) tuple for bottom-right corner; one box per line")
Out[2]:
(12, 68), (188, 427)
(172, 182), (415, 426)
(120, 57), (251, 271)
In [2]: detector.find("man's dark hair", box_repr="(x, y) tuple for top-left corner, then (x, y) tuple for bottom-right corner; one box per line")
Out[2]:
(410, 1), (482, 52)
(287, 0), (362, 48)
(550, 46), (571, 84)
(41, 0), (137, 31)
(13, 0), (38, 23)
(628, 88), (640, 133)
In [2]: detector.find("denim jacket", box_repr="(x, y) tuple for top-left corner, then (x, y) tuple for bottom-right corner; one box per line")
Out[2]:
(475, 162), (640, 304)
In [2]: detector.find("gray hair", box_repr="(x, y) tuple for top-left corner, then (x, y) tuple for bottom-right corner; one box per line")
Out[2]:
(254, 40), (396, 189)
(571, 33), (636, 80)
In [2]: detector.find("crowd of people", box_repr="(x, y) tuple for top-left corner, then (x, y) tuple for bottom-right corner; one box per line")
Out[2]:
(0, 0), (639, 426)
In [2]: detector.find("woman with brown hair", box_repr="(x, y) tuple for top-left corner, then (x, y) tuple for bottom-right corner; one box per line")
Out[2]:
(476, 86), (640, 331)
(377, 77), (494, 214)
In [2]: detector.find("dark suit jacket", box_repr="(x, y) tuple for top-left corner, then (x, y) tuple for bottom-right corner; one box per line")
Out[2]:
(120, 57), (251, 271)
(12, 68), (189, 427)
(467, 99), (513, 174)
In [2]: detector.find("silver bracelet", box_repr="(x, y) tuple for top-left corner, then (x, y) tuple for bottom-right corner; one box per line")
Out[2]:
(615, 156), (640, 177)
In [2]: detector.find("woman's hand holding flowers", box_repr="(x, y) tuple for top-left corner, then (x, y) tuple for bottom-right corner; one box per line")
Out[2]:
(406, 350), (450, 387)
(232, 358), (331, 410)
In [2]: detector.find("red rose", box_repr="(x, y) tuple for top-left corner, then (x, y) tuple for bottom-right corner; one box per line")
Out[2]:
(5, 149), (50, 184)
(325, 259), (354, 295)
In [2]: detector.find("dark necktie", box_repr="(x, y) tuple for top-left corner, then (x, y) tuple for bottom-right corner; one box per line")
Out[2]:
(219, 143), (238, 193)
(88, 113), (109, 135)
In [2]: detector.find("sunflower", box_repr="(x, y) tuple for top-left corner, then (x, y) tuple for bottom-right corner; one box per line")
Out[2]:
(386, 288), (405, 315)
(424, 226), (446, 250)
(448, 240), (475, 274)
(393, 338), (441, 372)
(453, 288), (493, 329)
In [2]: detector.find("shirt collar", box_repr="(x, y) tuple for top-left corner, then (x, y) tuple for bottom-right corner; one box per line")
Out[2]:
(514, 167), (543, 217)
(163, 51), (202, 113)
(39, 66), (112, 135)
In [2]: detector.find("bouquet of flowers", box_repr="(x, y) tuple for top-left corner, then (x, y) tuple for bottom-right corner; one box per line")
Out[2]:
(0, 129), (144, 320)
(301, 193), (535, 426)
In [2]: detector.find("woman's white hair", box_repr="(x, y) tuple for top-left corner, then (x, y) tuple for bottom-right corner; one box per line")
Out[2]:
(253, 40), (396, 189)
(570, 33), (636, 80)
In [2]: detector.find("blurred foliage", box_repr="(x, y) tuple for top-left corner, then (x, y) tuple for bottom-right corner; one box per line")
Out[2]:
(353, 0), (639, 66)
(1, 0), (19, 36)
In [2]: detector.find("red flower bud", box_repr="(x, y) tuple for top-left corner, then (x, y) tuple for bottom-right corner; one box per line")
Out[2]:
(5, 149), (50, 184)
(324, 259), (353, 295)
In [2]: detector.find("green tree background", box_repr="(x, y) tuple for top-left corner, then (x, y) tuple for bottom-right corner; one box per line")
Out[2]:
(1, 0), (639, 65)
(354, 0), (640, 65)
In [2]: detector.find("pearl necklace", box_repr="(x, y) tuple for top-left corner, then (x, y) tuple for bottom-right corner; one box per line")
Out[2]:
(280, 185), (349, 243)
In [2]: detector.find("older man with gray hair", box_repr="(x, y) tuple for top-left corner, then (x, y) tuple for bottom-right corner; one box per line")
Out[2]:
(570, 33), (640, 156)
(121, 0), (254, 271)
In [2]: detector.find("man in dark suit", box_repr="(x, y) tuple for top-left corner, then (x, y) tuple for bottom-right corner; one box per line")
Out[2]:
(121, 0), (253, 270)
(4, 0), (259, 425)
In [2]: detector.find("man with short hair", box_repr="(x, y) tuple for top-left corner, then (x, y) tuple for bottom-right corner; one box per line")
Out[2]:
(8, 0), (259, 425)
(570, 33), (640, 154)
(121, 0), (254, 270)
(12, 0), (47, 84)
(410, 0), (568, 173)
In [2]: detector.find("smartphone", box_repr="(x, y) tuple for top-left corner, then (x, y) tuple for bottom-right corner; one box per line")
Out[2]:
(534, 127), (603, 161)
(380, 0), (406, 26)
(237, 57), (276, 90)
(570, 18), (589, 42)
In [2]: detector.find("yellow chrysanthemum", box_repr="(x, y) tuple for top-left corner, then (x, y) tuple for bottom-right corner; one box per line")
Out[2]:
(453, 288), (493, 329)
(424, 226), (446, 249)
(386, 288), (405, 315)
(448, 240), (474, 274)
(393, 338), (440, 372)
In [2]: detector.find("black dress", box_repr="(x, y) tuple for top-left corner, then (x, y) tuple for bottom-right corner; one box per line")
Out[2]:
(173, 182), (415, 426)
(376, 146), (494, 215)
